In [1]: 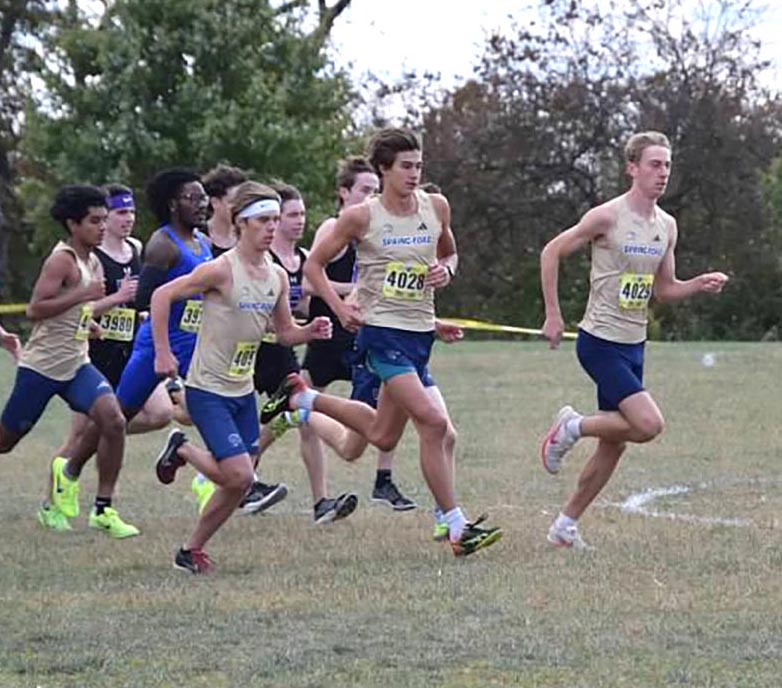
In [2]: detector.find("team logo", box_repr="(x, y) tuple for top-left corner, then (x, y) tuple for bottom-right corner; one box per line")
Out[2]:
(653, 234), (662, 242)
(416, 221), (428, 232)
(228, 433), (242, 447)
(382, 223), (394, 234)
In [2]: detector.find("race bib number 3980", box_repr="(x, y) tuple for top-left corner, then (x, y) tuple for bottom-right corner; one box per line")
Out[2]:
(618, 273), (654, 310)
(382, 262), (427, 301)
(180, 300), (203, 333)
(100, 307), (136, 342)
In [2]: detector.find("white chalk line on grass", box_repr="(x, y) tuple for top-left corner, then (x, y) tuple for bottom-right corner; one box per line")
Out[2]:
(602, 484), (752, 527)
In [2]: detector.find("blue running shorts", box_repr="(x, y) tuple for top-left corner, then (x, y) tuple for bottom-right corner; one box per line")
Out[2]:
(185, 387), (260, 461)
(356, 325), (436, 387)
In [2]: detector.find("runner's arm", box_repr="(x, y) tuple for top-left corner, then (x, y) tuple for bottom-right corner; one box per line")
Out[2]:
(136, 232), (178, 311)
(272, 267), (331, 346)
(26, 252), (104, 321)
(428, 194), (457, 288)
(302, 218), (355, 297)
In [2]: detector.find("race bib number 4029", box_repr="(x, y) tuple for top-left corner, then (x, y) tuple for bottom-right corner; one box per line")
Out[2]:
(618, 273), (654, 310)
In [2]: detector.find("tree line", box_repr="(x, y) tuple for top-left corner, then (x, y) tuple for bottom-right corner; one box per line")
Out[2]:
(1, 0), (781, 339)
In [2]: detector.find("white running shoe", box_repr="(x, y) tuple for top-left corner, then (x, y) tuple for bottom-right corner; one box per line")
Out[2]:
(540, 405), (581, 475)
(547, 520), (590, 550)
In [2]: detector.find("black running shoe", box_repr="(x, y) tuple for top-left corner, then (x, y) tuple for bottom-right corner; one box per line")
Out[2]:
(313, 492), (358, 524)
(155, 429), (187, 485)
(450, 515), (503, 557)
(173, 547), (215, 574)
(260, 373), (306, 424)
(238, 480), (289, 515)
(371, 480), (417, 512)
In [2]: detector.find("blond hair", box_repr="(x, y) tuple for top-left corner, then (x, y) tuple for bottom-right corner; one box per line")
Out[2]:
(624, 131), (671, 163)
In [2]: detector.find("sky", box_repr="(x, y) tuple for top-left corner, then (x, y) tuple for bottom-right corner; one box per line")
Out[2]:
(326, 0), (782, 92)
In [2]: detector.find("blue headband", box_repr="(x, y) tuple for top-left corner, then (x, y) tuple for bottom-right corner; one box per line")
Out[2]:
(108, 193), (135, 211)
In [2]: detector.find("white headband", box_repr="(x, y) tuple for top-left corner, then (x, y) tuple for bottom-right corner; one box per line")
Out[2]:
(237, 199), (280, 219)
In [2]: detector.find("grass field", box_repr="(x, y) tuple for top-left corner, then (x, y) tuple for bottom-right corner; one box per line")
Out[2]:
(1, 340), (781, 687)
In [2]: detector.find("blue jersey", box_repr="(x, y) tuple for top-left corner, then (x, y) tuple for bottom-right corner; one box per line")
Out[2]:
(134, 225), (213, 352)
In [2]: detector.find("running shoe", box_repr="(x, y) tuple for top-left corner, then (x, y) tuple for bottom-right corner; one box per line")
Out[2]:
(371, 480), (416, 511)
(174, 547), (215, 575)
(432, 522), (449, 542)
(450, 515), (503, 557)
(89, 507), (140, 539)
(260, 373), (307, 424)
(155, 429), (187, 485)
(51, 456), (80, 518)
(238, 480), (289, 515)
(547, 520), (590, 550)
(37, 504), (72, 532)
(191, 475), (216, 514)
(313, 493), (358, 524)
(268, 409), (310, 440)
(540, 405), (581, 475)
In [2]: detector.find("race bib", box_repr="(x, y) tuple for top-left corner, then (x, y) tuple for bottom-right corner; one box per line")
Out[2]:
(382, 262), (427, 301)
(618, 273), (654, 310)
(180, 300), (203, 333)
(99, 307), (136, 342)
(74, 305), (93, 341)
(229, 341), (259, 378)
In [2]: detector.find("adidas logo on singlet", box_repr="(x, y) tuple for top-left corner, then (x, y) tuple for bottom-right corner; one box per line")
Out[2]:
(653, 234), (662, 242)
(416, 221), (428, 231)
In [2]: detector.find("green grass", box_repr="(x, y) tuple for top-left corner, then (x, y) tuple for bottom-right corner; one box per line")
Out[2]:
(1, 341), (781, 687)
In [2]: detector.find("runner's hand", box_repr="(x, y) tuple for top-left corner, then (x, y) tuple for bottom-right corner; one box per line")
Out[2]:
(336, 300), (363, 333)
(698, 272), (729, 294)
(542, 314), (565, 349)
(0, 331), (22, 360)
(434, 320), (463, 343)
(425, 263), (450, 289)
(155, 349), (179, 379)
(88, 320), (104, 340)
(115, 276), (138, 303)
(83, 277), (106, 301)
(308, 316), (333, 341)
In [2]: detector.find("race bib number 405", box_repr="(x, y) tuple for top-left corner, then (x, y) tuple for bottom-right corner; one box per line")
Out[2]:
(180, 300), (203, 333)
(99, 307), (136, 342)
(229, 341), (259, 378)
(74, 305), (94, 341)
(619, 273), (654, 310)
(382, 262), (427, 301)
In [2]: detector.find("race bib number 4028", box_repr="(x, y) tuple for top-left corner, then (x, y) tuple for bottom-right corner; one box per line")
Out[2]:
(382, 262), (427, 301)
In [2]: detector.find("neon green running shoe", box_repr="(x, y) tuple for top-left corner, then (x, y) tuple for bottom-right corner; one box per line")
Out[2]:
(432, 522), (449, 542)
(51, 456), (80, 518)
(450, 515), (502, 557)
(37, 504), (72, 532)
(268, 409), (310, 440)
(88, 507), (140, 539)
(192, 475), (216, 514)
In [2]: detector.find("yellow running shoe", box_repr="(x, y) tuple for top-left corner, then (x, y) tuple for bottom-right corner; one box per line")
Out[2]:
(432, 522), (449, 542)
(191, 475), (216, 514)
(37, 504), (72, 532)
(88, 507), (140, 539)
(51, 456), (80, 518)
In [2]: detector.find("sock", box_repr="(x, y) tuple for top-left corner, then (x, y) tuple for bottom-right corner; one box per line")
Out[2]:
(194, 473), (210, 485)
(374, 469), (392, 489)
(565, 416), (583, 440)
(94, 496), (112, 515)
(433, 506), (446, 525)
(445, 506), (468, 542)
(554, 512), (576, 530)
(291, 388), (319, 411)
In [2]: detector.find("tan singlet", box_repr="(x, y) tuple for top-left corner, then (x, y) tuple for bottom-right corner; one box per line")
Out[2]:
(19, 241), (100, 380)
(355, 189), (441, 332)
(186, 248), (282, 396)
(579, 196), (671, 344)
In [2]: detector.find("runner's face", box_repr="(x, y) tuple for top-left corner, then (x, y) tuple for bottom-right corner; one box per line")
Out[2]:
(383, 151), (423, 196)
(71, 207), (108, 248)
(341, 171), (379, 207)
(278, 199), (306, 242)
(175, 181), (209, 230)
(106, 207), (135, 240)
(629, 145), (671, 199)
(239, 213), (279, 252)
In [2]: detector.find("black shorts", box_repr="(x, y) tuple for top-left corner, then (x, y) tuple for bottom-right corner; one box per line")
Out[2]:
(253, 343), (300, 397)
(302, 338), (355, 388)
(88, 340), (132, 389)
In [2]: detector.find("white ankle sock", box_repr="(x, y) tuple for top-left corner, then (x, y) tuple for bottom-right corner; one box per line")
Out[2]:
(292, 388), (319, 411)
(566, 416), (582, 439)
(554, 512), (576, 529)
(446, 506), (468, 542)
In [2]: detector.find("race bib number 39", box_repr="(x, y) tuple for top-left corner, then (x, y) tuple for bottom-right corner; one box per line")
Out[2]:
(619, 273), (654, 310)
(180, 300), (203, 333)
(75, 305), (93, 341)
(100, 307), (136, 342)
(229, 341), (259, 378)
(382, 262), (427, 301)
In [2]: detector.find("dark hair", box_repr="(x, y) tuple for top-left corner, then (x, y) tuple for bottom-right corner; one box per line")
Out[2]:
(366, 128), (421, 177)
(202, 165), (248, 199)
(146, 168), (201, 224)
(102, 183), (133, 198)
(336, 156), (375, 192)
(269, 182), (303, 207)
(420, 182), (441, 195)
(50, 185), (108, 233)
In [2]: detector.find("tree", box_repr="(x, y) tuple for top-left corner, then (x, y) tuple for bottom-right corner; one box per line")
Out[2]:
(18, 0), (353, 258)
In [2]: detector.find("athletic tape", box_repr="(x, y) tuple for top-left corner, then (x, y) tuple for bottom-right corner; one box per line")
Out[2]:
(440, 317), (577, 340)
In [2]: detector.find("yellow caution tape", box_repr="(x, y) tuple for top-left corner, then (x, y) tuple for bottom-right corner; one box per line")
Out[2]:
(440, 317), (577, 340)
(0, 304), (27, 315)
